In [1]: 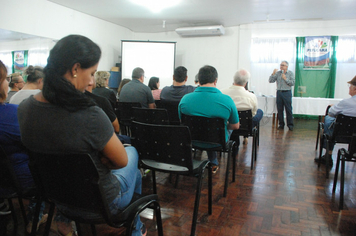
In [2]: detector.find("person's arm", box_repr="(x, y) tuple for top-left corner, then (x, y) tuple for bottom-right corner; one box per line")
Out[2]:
(112, 118), (120, 133)
(148, 103), (156, 109)
(228, 122), (240, 130)
(101, 133), (128, 169)
(284, 71), (295, 86)
(269, 69), (278, 83)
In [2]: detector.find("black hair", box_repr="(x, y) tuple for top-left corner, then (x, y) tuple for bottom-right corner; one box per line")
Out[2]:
(173, 66), (187, 83)
(148, 77), (159, 90)
(26, 65), (44, 83)
(43, 35), (101, 112)
(0, 60), (7, 101)
(198, 65), (218, 85)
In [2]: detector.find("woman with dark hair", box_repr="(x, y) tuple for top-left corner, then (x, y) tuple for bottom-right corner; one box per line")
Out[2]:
(17, 35), (146, 236)
(9, 65), (44, 104)
(117, 78), (131, 100)
(148, 76), (162, 100)
(0, 60), (47, 233)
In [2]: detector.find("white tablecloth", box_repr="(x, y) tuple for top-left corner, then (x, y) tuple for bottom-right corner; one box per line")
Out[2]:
(257, 96), (343, 116)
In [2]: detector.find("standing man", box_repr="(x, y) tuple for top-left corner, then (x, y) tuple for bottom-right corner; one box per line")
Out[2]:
(269, 61), (295, 131)
(119, 67), (155, 108)
(179, 65), (240, 173)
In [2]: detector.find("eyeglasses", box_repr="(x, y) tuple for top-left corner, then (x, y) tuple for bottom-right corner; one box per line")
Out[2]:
(348, 83), (354, 88)
(6, 76), (11, 83)
(280, 64), (287, 67)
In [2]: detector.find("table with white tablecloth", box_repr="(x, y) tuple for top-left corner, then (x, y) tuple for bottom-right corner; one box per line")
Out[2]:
(257, 96), (343, 123)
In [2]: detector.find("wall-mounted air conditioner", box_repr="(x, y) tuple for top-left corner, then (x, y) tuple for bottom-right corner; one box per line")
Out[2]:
(175, 25), (225, 37)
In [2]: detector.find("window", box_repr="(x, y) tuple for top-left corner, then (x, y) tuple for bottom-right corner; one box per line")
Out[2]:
(251, 38), (296, 63)
(337, 36), (356, 63)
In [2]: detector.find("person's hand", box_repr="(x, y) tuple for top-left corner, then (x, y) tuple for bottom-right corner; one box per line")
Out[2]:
(272, 69), (278, 75)
(281, 73), (286, 80)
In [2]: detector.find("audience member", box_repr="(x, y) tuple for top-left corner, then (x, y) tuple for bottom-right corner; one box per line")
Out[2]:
(194, 73), (199, 87)
(179, 65), (240, 174)
(6, 72), (25, 103)
(160, 66), (195, 102)
(119, 67), (155, 108)
(222, 69), (263, 128)
(269, 60), (295, 131)
(9, 66), (43, 105)
(148, 76), (162, 100)
(17, 35), (146, 236)
(314, 76), (356, 164)
(0, 60), (47, 233)
(85, 76), (131, 144)
(93, 71), (117, 109)
(117, 78), (131, 100)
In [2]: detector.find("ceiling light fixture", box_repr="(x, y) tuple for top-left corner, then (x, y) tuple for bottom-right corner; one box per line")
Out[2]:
(130, 0), (181, 13)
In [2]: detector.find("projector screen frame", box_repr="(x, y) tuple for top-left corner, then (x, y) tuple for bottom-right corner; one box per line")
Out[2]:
(121, 40), (176, 88)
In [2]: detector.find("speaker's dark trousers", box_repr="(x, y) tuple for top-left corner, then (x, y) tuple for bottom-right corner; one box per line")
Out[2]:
(276, 90), (293, 129)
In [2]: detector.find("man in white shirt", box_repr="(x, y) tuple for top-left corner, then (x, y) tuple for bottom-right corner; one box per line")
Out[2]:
(222, 69), (263, 128)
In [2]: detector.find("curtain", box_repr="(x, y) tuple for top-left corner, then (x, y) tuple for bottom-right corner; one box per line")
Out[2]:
(294, 36), (338, 98)
(250, 38), (296, 96)
(28, 48), (49, 68)
(0, 52), (13, 73)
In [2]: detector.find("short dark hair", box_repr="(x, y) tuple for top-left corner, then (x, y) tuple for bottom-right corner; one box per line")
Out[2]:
(132, 67), (144, 79)
(0, 60), (8, 101)
(43, 34), (101, 111)
(173, 66), (187, 83)
(148, 77), (159, 90)
(198, 65), (218, 85)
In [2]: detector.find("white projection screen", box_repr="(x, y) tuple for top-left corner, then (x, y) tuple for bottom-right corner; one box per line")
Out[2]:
(121, 40), (176, 88)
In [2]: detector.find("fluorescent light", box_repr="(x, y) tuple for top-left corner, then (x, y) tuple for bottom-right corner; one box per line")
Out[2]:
(130, 0), (181, 13)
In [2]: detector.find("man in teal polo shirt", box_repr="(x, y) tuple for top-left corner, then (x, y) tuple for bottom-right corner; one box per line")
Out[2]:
(179, 65), (240, 173)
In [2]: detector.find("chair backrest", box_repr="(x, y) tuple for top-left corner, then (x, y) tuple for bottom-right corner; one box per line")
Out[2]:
(115, 102), (142, 123)
(231, 110), (253, 139)
(131, 121), (194, 171)
(157, 100), (180, 125)
(0, 146), (24, 195)
(28, 152), (112, 223)
(332, 114), (356, 143)
(132, 107), (169, 125)
(348, 133), (356, 157)
(180, 114), (226, 150)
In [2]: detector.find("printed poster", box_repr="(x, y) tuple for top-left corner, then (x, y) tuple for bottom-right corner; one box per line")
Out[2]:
(12, 50), (28, 73)
(304, 36), (331, 69)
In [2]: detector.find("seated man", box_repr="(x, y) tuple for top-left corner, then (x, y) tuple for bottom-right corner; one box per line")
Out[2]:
(160, 66), (195, 102)
(119, 67), (155, 108)
(315, 76), (356, 164)
(179, 65), (240, 173)
(221, 69), (263, 128)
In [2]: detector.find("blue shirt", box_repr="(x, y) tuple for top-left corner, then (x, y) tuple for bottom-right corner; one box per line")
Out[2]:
(328, 95), (356, 117)
(178, 86), (239, 141)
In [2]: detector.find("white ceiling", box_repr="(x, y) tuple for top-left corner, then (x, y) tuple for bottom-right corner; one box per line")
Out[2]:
(2, 0), (356, 41)
(48, 0), (356, 33)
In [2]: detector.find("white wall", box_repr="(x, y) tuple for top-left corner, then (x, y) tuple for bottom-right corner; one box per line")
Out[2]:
(1, 1), (355, 98)
(0, 0), (133, 70)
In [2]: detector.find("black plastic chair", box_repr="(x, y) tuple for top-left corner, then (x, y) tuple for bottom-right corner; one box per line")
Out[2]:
(0, 146), (41, 235)
(157, 100), (181, 125)
(318, 114), (356, 178)
(180, 114), (236, 198)
(115, 102), (142, 136)
(131, 121), (212, 236)
(132, 107), (169, 125)
(230, 110), (259, 170)
(316, 105), (331, 150)
(332, 133), (356, 210)
(28, 152), (163, 236)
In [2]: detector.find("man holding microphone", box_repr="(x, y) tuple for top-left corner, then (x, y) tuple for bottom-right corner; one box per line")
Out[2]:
(269, 61), (295, 131)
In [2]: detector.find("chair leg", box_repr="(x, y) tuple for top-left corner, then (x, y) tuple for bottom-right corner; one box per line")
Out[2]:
(152, 170), (157, 194)
(153, 201), (164, 236)
(250, 144), (254, 170)
(7, 199), (18, 226)
(30, 196), (42, 236)
(224, 150), (231, 197)
(232, 148), (236, 182)
(75, 222), (83, 236)
(325, 141), (330, 179)
(43, 202), (55, 236)
(18, 196), (28, 226)
(315, 117), (321, 150)
(90, 224), (97, 236)
(208, 164), (212, 215)
(191, 169), (205, 236)
(340, 156), (345, 210)
(332, 151), (341, 193)
(318, 135), (324, 168)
